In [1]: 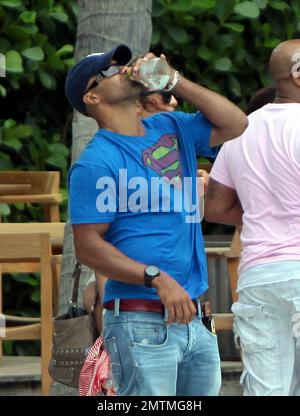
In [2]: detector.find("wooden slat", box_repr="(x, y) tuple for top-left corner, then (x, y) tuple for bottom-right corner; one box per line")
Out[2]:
(213, 313), (234, 331)
(3, 323), (41, 340)
(0, 171), (60, 194)
(0, 184), (32, 194)
(205, 247), (232, 256)
(5, 314), (40, 324)
(1, 263), (40, 273)
(0, 222), (64, 250)
(0, 193), (62, 203)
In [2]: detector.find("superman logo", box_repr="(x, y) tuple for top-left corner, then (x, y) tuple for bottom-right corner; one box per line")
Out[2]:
(142, 134), (182, 184)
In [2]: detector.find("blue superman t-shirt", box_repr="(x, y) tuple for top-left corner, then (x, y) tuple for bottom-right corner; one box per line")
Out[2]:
(69, 111), (217, 302)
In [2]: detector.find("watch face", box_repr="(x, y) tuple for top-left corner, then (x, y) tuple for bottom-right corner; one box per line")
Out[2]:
(146, 265), (160, 277)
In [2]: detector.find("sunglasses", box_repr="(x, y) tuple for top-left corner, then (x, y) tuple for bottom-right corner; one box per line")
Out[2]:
(85, 64), (121, 93)
(141, 89), (173, 104)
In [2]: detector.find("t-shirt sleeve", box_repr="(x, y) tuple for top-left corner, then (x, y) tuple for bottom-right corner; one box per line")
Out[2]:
(68, 162), (117, 224)
(173, 111), (219, 158)
(209, 143), (235, 189)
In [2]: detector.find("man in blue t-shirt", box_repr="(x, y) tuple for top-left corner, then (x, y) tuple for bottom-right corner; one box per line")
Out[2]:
(65, 44), (248, 396)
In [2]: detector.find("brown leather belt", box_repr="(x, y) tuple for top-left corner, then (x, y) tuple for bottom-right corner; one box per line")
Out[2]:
(103, 298), (198, 313)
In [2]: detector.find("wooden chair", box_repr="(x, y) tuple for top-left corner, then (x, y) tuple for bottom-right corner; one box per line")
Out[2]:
(206, 228), (241, 331)
(0, 171), (62, 222)
(0, 172), (64, 359)
(0, 232), (53, 395)
(0, 222), (64, 315)
(198, 160), (241, 329)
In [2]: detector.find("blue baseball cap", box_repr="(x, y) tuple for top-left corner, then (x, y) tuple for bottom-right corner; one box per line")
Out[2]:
(65, 44), (132, 115)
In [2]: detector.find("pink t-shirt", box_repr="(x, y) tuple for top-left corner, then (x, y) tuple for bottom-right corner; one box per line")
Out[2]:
(210, 103), (300, 275)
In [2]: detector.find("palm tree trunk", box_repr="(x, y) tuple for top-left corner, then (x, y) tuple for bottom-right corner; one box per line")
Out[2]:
(51, 0), (152, 395)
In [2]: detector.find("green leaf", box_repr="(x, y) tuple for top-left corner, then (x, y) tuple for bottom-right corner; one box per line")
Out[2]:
(21, 24), (38, 35)
(47, 52), (64, 70)
(45, 154), (67, 170)
(0, 85), (6, 97)
(38, 68), (54, 88)
(215, 0), (235, 21)
(167, 27), (188, 43)
(50, 11), (68, 22)
(11, 124), (33, 139)
(48, 143), (69, 157)
(56, 44), (74, 57)
(197, 0), (216, 9)
(0, 0), (21, 7)
(35, 33), (48, 46)
(161, 34), (176, 51)
(5, 24), (30, 42)
(202, 21), (218, 35)
(213, 57), (232, 72)
(222, 22), (245, 33)
(262, 23), (271, 36)
(197, 46), (214, 61)
(26, 60), (39, 71)
(253, 0), (267, 8)
(264, 38), (282, 48)
(167, 0), (193, 12)
(20, 10), (36, 23)
(30, 289), (40, 303)
(152, 1), (165, 17)
(228, 74), (241, 97)
(286, 23), (295, 39)
(218, 34), (235, 48)
(11, 274), (38, 286)
(234, 1), (260, 18)
(0, 37), (11, 52)
(1, 137), (22, 151)
(3, 118), (16, 128)
(0, 203), (10, 216)
(151, 30), (161, 45)
(9, 77), (20, 89)
(5, 50), (23, 73)
(2, 124), (32, 147)
(269, 0), (290, 10)
(22, 46), (44, 61)
(63, 57), (75, 67)
(259, 71), (273, 86)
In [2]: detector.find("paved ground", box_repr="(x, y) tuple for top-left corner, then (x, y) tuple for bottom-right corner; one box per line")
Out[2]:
(0, 356), (243, 396)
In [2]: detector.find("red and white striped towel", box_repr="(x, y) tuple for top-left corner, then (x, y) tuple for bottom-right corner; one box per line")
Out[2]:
(79, 336), (116, 396)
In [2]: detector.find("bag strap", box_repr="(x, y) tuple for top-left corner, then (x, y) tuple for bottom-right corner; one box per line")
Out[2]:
(71, 261), (100, 309)
(71, 261), (82, 306)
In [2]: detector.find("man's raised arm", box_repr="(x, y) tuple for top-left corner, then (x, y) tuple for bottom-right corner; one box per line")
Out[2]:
(173, 76), (248, 147)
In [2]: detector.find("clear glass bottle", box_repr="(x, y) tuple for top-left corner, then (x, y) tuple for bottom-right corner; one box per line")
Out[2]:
(138, 57), (171, 90)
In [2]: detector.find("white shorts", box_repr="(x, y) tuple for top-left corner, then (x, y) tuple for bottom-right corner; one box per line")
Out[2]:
(232, 266), (300, 396)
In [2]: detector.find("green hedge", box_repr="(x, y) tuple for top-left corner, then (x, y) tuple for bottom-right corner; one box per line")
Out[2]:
(151, 0), (300, 112)
(0, 0), (77, 221)
(0, 0), (77, 355)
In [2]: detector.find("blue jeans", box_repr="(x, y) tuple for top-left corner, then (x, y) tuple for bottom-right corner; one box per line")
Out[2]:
(102, 302), (221, 396)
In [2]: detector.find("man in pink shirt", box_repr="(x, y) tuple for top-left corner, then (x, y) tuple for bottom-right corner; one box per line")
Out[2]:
(205, 39), (300, 396)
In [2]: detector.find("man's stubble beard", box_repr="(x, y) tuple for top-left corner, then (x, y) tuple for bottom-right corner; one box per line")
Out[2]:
(119, 79), (142, 105)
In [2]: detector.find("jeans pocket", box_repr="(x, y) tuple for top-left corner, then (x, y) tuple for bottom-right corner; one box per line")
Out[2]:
(232, 302), (274, 353)
(130, 322), (168, 347)
(104, 337), (124, 391)
(201, 318), (218, 339)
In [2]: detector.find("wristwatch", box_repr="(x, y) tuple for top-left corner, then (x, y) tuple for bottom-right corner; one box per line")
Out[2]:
(144, 265), (160, 288)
